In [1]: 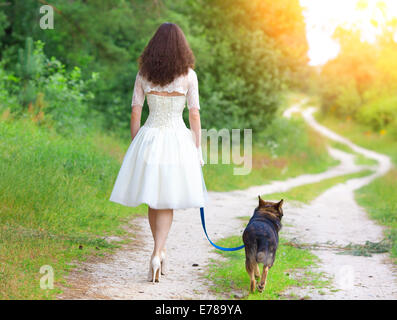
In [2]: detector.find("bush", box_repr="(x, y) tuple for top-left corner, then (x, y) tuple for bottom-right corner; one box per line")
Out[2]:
(260, 117), (322, 158)
(0, 1), (310, 136)
(318, 26), (397, 139)
(3, 38), (99, 135)
(0, 65), (19, 114)
(357, 95), (397, 131)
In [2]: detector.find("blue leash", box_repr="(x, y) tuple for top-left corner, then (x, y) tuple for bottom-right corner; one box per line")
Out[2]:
(200, 207), (245, 251)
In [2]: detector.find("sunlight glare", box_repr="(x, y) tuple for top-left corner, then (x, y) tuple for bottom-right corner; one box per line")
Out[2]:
(300, 0), (397, 65)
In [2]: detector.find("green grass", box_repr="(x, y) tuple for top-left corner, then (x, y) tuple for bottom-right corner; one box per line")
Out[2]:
(0, 117), (146, 299)
(355, 170), (397, 258)
(203, 118), (338, 191)
(317, 114), (397, 164)
(207, 235), (328, 300)
(205, 105), (396, 301)
(316, 113), (397, 260)
(328, 141), (378, 166)
(264, 170), (373, 204)
(0, 101), (339, 299)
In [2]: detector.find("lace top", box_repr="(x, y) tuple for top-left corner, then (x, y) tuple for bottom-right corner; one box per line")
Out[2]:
(131, 68), (200, 110)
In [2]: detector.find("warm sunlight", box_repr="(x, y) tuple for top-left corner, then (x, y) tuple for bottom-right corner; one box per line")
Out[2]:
(300, 0), (397, 65)
(1, 0), (397, 303)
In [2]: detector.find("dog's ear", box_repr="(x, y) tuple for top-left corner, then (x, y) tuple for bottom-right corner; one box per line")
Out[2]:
(258, 195), (266, 207)
(276, 199), (284, 213)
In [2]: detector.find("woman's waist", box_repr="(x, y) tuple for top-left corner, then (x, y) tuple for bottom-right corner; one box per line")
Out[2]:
(143, 114), (187, 129)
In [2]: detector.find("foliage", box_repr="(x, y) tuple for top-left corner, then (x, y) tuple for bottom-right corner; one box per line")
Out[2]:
(0, 7), (9, 43)
(357, 95), (397, 131)
(265, 170), (373, 204)
(0, 63), (19, 112)
(1, 38), (98, 135)
(0, 0), (309, 136)
(317, 115), (397, 261)
(203, 115), (338, 191)
(356, 170), (397, 260)
(318, 15), (397, 135)
(185, 0), (310, 132)
(0, 116), (145, 299)
(339, 239), (392, 257)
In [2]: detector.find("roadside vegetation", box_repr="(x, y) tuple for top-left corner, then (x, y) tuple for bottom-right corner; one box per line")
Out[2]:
(204, 116), (338, 191)
(206, 135), (375, 300)
(0, 98), (338, 299)
(313, 13), (397, 261)
(1, 0), (395, 300)
(328, 141), (378, 166)
(264, 169), (373, 204)
(0, 33), (339, 300)
(316, 114), (397, 260)
(0, 29), (335, 298)
(0, 117), (145, 299)
(207, 233), (328, 300)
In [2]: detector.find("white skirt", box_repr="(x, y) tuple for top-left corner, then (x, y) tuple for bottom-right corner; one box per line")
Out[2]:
(109, 125), (208, 210)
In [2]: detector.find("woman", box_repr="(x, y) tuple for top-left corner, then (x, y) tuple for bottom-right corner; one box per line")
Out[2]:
(109, 23), (208, 283)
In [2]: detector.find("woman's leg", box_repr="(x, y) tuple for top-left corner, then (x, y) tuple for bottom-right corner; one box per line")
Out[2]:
(148, 207), (173, 257)
(148, 207), (157, 239)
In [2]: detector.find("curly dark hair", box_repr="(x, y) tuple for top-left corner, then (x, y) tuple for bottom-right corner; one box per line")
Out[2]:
(138, 22), (195, 87)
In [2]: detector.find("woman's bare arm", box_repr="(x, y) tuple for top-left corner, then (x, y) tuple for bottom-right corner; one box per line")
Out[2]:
(131, 106), (142, 140)
(188, 107), (201, 148)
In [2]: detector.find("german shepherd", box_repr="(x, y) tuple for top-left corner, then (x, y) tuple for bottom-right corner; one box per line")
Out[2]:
(242, 196), (284, 293)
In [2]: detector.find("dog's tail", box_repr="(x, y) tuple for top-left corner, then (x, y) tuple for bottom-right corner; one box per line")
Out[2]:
(256, 238), (267, 262)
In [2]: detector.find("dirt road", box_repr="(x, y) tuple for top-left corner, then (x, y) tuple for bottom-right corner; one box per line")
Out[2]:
(59, 103), (396, 300)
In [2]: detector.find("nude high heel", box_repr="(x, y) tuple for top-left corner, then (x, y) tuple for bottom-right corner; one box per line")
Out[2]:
(148, 255), (161, 283)
(160, 248), (167, 275)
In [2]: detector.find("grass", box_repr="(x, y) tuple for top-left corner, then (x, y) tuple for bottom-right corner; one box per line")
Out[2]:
(264, 170), (373, 204)
(0, 99), (339, 299)
(317, 114), (397, 164)
(203, 117), (338, 191)
(328, 141), (378, 166)
(316, 113), (397, 260)
(355, 170), (397, 258)
(206, 235), (328, 300)
(205, 108), (388, 300)
(0, 117), (146, 299)
(338, 239), (392, 257)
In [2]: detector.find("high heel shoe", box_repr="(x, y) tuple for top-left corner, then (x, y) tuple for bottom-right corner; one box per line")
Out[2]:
(160, 248), (167, 275)
(147, 255), (161, 283)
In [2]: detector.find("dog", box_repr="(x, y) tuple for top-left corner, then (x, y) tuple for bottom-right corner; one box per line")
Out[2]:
(242, 196), (284, 293)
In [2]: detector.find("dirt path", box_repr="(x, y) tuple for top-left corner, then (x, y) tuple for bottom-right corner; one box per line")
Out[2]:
(282, 107), (396, 299)
(59, 103), (396, 300)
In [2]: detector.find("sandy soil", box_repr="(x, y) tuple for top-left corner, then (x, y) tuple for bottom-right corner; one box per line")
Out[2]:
(59, 104), (397, 300)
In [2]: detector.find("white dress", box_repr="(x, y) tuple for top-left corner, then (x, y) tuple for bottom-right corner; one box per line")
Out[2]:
(109, 68), (208, 209)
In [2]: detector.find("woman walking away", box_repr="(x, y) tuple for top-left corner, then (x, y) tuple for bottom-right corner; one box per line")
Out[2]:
(109, 22), (208, 283)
